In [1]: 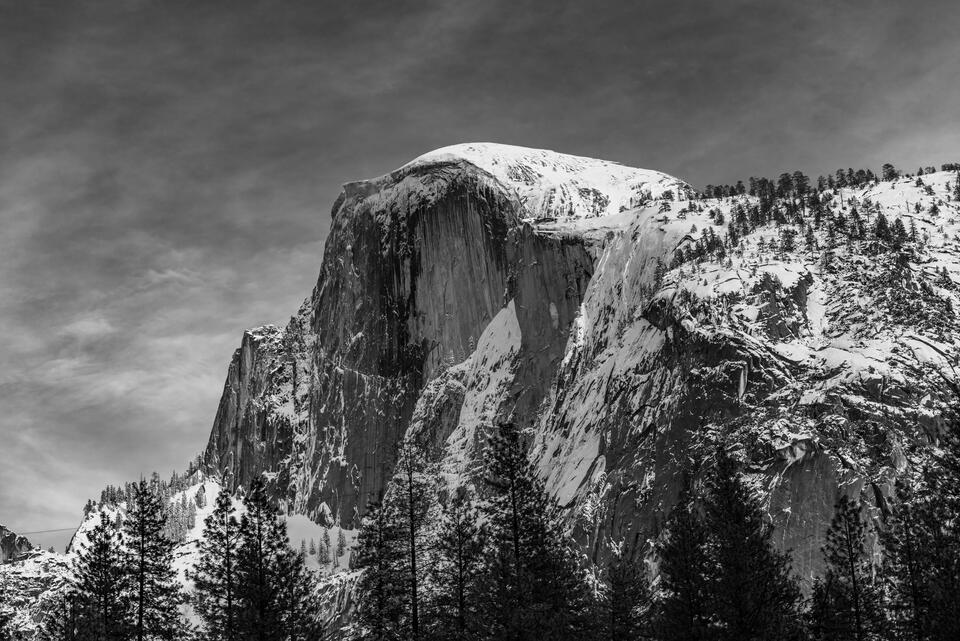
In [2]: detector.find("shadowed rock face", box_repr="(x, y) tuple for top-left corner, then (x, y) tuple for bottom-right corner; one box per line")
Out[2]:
(1, 525), (32, 563)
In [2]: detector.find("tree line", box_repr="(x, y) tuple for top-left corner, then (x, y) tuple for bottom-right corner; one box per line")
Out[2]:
(350, 420), (960, 641)
(300, 527), (348, 572)
(667, 162), (960, 275)
(702, 161), (960, 201)
(351, 423), (596, 641)
(663, 158), (958, 342)
(43, 478), (323, 641)
(89, 471), (199, 545)
(32, 414), (960, 641)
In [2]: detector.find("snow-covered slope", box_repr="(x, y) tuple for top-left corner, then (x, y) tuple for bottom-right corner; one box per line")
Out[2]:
(1, 480), (354, 635)
(399, 142), (691, 221)
(533, 169), (960, 582)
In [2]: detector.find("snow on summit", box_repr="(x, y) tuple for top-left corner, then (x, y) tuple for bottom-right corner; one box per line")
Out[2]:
(398, 142), (691, 221)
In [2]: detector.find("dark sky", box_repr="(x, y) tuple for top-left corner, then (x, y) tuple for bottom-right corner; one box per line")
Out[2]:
(2, 0), (959, 543)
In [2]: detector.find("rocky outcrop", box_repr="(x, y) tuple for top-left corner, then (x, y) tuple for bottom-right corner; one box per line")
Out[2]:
(0, 550), (70, 638)
(0, 525), (32, 563)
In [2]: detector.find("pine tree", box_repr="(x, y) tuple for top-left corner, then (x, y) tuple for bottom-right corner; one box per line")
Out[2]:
(702, 447), (803, 641)
(780, 228), (796, 254)
(192, 487), (242, 641)
(319, 529), (332, 566)
(850, 207), (865, 239)
(921, 498), (960, 639)
(235, 477), (320, 641)
(236, 478), (291, 641)
(425, 492), (484, 641)
(601, 547), (652, 641)
(308, 538), (317, 556)
(821, 247), (835, 272)
(353, 499), (407, 641)
(69, 511), (131, 641)
(885, 415), (960, 641)
(352, 441), (438, 640)
(891, 218), (908, 248)
(180, 494), (191, 537)
(40, 589), (87, 641)
(273, 544), (322, 641)
(476, 422), (597, 641)
(653, 258), (667, 289)
(166, 498), (183, 543)
(123, 479), (183, 641)
(923, 463), (960, 641)
(880, 482), (932, 641)
(654, 476), (712, 641)
(388, 442), (439, 641)
(808, 495), (883, 641)
(836, 169), (848, 188)
(874, 213), (891, 244)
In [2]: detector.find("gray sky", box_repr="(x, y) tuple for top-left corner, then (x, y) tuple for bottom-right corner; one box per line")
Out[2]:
(2, 0), (959, 546)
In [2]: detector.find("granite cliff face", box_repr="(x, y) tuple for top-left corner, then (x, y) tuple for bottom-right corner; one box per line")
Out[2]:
(203, 144), (684, 527)
(202, 143), (960, 587)
(0, 525), (32, 563)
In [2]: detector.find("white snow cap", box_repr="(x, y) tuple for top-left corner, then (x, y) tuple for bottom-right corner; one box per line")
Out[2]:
(400, 142), (690, 221)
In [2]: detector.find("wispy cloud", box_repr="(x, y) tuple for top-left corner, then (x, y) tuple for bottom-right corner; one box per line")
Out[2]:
(60, 314), (116, 341)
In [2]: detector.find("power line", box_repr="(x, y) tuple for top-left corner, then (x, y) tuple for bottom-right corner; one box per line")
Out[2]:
(11, 527), (77, 536)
